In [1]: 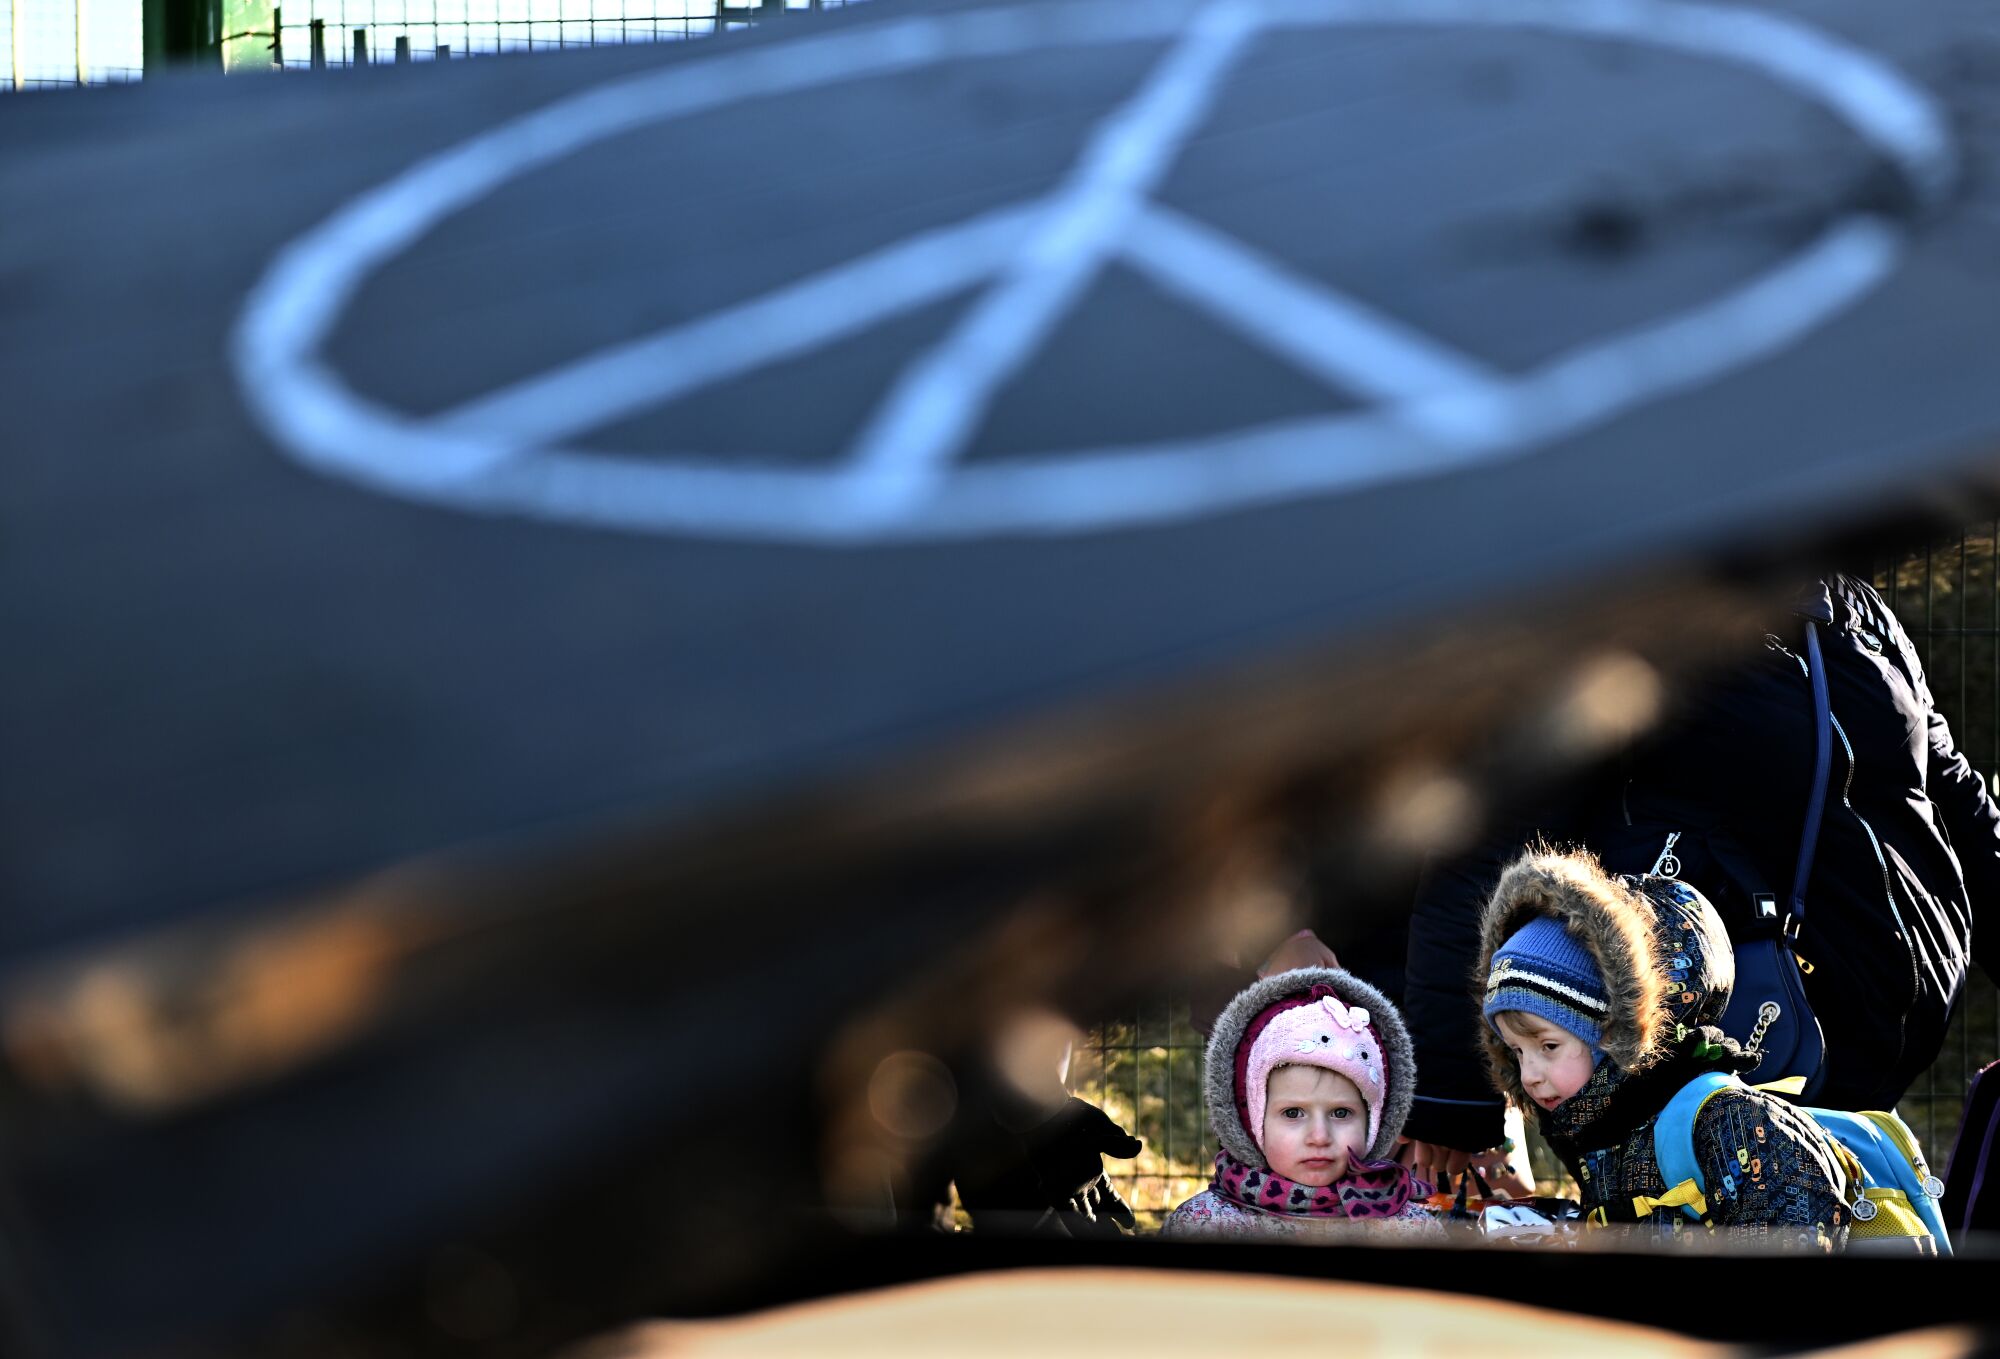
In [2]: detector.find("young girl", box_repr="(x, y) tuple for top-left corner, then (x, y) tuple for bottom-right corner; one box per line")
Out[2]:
(1162, 967), (1436, 1237)
(1479, 848), (1852, 1248)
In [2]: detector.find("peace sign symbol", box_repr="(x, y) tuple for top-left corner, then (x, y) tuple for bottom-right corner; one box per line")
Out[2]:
(234, 0), (1954, 544)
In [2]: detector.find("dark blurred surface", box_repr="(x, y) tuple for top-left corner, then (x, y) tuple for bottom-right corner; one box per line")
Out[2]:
(9, 0), (2000, 1352)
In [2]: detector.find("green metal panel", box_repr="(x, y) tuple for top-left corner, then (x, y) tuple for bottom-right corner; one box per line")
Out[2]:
(219, 0), (273, 69)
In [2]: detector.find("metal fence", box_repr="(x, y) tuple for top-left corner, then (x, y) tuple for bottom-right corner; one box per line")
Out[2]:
(1067, 1001), (1214, 1231)
(244, 0), (865, 71)
(1069, 530), (2000, 1229)
(2, 0), (859, 89)
(1876, 530), (2000, 1160)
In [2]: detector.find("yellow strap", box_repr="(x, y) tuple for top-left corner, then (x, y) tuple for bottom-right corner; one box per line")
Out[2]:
(1751, 1075), (1808, 1096)
(1630, 1179), (1708, 1220)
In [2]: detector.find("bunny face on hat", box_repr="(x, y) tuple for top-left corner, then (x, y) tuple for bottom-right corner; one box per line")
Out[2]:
(1244, 993), (1388, 1156)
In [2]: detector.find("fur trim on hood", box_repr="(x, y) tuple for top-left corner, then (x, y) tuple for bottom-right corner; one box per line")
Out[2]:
(1203, 967), (1417, 1169)
(1475, 849), (1667, 1114)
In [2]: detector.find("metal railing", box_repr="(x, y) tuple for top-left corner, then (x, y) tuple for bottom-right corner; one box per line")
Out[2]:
(246, 0), (865, 71)
(2, 0), (860, 89)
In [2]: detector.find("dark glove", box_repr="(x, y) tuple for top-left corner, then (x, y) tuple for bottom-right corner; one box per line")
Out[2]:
(1024, 1098), (1145, 1200)
(1054, 1175), (1138, 1239)
(954, 1097), (1143, 1236)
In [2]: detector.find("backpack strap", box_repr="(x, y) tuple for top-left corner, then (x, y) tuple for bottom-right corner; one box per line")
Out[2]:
(1787, 620), (1833, 941)
(1651, 1071), (1741, 1222)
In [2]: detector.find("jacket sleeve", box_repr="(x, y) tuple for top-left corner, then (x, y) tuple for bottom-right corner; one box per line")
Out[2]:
(1693, 1092), (1843, 1252)
(1864, 569), (2000, 980)
(1927, 703), (2000, 980)
(1400, 804), (1571, 1152)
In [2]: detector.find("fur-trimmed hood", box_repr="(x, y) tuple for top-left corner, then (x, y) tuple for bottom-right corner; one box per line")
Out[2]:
(1636, 874), (1736, 1033)
(1475, 849), (1736, 1115)
(1202, 967), (1416, 1169)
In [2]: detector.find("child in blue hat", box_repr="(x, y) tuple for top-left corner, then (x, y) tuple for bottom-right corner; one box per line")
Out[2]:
(1484, 914), (1610, 1117)
(1477, 848), (1852, 1248)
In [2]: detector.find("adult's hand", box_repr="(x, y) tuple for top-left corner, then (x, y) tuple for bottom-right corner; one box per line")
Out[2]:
(1055, 1175), (1138, 1239)
(1470, 1108), (1539, 1198)
(1026, 1097), (1144, 1202)
(1032, 1101), (1142, 1238)
(1395, 1136), (1475, 1193)
(1257, 929), (1340, 978)
(956, 1097), (1145, 1237)
(1187, 929), (1342, 1037)
(1471, 1149), (1536, 1201)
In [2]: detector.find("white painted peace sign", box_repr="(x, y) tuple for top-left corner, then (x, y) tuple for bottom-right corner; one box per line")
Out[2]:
(233, 0), (1955, 544)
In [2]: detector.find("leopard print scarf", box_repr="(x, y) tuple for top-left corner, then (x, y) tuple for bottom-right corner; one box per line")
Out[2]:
(1211, 1150), (1428, 1219)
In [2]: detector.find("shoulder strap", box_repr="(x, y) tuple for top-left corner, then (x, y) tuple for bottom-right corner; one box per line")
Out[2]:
(1789, 620), (1833, 939)
(1654, 1071), (1741, 1219)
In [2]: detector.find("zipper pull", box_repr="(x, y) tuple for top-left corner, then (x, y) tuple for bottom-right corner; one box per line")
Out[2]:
(1649, 831), (1682, 878)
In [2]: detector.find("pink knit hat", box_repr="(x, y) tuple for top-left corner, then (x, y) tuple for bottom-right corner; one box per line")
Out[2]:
(1242, 991), (1387, 1155)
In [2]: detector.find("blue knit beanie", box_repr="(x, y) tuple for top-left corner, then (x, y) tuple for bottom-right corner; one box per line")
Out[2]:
(1483, 915), (1607, 1050)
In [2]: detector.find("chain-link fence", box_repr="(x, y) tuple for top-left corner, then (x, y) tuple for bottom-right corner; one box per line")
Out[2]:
(1069, 529), (2000, 1230)
(1875, 530), (2000, 1160)
(1065, 1001), (1214, 1232)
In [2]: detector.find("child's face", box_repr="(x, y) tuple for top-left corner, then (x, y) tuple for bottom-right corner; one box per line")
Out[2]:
(1260, 1065), (1369, 1187)
(1493, 1011), (1595, 1112)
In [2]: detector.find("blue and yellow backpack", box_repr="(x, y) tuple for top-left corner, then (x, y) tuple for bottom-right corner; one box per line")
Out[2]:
(1652, 1071), (1951, 1252)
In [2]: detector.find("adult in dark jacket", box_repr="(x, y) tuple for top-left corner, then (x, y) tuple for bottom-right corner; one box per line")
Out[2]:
(1401, 574), (2000, 1174)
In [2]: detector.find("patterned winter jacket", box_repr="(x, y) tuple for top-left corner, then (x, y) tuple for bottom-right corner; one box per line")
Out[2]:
(1477, 853), (1852, 1250)
(1162, 1187), (1436, 1241)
